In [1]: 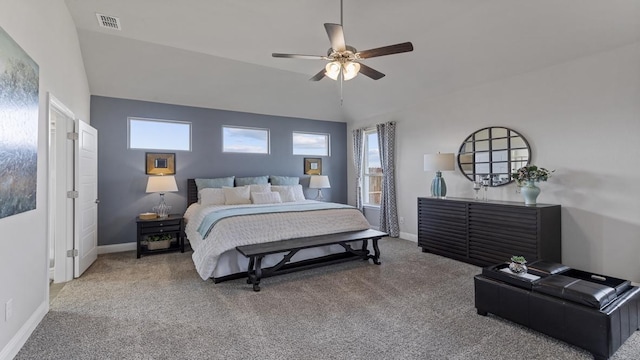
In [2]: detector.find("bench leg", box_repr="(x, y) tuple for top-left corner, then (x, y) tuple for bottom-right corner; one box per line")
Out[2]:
(371, 238), (381, 265)
(247, 256), (263, 292)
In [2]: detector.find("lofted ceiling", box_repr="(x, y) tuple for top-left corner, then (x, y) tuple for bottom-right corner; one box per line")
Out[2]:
(64, 0), (640, 122)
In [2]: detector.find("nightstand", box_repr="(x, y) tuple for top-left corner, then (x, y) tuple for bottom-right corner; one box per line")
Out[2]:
(136, 214), (184, 258)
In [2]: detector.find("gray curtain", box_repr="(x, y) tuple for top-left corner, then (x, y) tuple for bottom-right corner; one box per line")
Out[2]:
(352, 128), (364, 211)
(376, 122), (399, 237)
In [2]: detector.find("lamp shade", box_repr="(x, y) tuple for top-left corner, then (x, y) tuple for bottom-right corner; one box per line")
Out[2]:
(423, 153), (455, 172)
(309, 175), (331, 189)
(146, 175), (178, 193)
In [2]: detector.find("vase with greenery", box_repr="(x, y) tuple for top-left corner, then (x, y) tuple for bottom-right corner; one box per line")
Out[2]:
(508, 255), (528, 274)
(511, 164), (554, 205)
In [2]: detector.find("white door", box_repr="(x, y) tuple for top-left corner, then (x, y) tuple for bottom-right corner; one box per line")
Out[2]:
(74, 120), (98, 277)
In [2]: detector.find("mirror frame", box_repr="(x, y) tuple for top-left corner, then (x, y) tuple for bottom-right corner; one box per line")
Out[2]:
(457, 126), (531, 187)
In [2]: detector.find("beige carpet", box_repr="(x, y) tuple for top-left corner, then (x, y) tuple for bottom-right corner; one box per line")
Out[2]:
(17, 238), (640, 359)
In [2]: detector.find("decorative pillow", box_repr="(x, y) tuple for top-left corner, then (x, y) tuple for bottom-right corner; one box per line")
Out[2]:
(199, 188), (226, 206)
(223, 186), (251, 205)
(251, 192), (282, 205)
(235, 176), (269, 186)
(269, 175), (299, 186)
(270, 186), (297, 202)
(271, 185), (305, 202)
(249, 183), (271, 195)
(195, 176), (235, 191)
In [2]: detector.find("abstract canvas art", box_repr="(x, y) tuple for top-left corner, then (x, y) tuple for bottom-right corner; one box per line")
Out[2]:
(0, 26), (39, 219)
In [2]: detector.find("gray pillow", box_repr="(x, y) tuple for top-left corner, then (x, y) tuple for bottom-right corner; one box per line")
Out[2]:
(269, 175), (299, 185)
(195, 176), (235, 191)
(235, 176), (269, 186)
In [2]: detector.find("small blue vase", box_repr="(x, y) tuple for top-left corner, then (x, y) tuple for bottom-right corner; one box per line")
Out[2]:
(521, 180), (540, 205)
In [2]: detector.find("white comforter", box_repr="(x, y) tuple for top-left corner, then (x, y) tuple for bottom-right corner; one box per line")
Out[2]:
(184, 200), (371, 280)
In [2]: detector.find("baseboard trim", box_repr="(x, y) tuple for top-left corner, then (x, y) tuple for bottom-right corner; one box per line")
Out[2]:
(97, 242), (136, 254)
(0, 301), (48, 360)
(400, 231), (417, 242)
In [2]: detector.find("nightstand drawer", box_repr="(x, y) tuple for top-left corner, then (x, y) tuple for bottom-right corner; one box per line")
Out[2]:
(139, 219), (181, 229)
(141, 225), (181, 234)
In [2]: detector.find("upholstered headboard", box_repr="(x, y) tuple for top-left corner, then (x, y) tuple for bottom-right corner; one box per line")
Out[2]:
(187, 179), (198, 206)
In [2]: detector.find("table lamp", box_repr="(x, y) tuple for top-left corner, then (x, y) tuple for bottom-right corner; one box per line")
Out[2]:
(309, 175), (331, 200)
(423, 153), (455, 197)
(146, 175), (178, 218)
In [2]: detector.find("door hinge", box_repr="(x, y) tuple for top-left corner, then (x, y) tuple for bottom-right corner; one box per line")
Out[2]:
(67, 132), (78, 141)
(67, 191), (79, 199)
(66, 249), (79, 258)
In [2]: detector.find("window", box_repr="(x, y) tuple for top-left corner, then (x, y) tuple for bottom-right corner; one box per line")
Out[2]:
(222, 126), (270, 154)
(292, 132), (330, 156)
(129, 118), (191, 151)
(363, 130), (382, 206)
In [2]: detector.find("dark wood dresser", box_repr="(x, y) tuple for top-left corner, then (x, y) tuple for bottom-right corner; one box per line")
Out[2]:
(417, 197), (561, 267)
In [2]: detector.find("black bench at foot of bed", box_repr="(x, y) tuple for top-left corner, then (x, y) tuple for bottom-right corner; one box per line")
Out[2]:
(236, 229), (388, 291)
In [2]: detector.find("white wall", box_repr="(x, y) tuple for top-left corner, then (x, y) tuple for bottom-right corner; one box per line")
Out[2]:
(348, 42), (640, 283)
(0, 1), (90, 358)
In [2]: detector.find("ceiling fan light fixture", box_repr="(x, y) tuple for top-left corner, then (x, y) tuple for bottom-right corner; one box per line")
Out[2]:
(342, 61), (360, 81)
(325, 61), (341, 80)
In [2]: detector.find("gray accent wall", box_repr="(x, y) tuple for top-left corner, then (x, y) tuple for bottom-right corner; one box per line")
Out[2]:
(91, 96), (347, 246)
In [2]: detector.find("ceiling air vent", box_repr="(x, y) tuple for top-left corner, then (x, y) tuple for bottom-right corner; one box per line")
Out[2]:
(96, 13), (121, 30)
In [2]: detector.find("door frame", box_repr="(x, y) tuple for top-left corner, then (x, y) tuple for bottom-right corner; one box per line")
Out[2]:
(47, 93), (75, 283)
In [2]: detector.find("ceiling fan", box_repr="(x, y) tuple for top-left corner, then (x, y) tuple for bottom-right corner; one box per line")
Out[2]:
(272, 0), (414, 82)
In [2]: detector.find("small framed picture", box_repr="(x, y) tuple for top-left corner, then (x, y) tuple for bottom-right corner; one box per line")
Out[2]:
(304, 158), (322, 175)
(146, 152), (176, 175)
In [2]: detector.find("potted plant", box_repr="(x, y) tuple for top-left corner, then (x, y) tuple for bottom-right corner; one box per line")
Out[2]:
(511, 164), (554, 205)
(508, 255), (528, 274)
(146, 233), (173, 250)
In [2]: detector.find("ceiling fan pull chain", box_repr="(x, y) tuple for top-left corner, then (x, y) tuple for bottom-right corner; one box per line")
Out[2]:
(340, 71), (344, 106)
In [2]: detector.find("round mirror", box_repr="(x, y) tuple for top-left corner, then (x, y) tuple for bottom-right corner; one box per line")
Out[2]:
(457, 127), (531, 187)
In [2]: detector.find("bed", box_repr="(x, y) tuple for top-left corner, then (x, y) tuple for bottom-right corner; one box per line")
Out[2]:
(184, 179), (373, 281)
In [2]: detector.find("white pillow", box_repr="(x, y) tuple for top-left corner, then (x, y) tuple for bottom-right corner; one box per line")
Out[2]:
(251, 192), (282, 205)
(249, 183), (271, 195)
(223, 186), (251, 205)
(271, 185), (305, 202)
(271, 186), (296, 202)
(199, 188), (226, 206)
(289, 184), (306, 201)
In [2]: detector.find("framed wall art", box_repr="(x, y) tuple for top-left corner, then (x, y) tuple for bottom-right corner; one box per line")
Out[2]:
(304, 158), (322, 175)
(0, 25), (39, 219)
(146, 152), (176, 175)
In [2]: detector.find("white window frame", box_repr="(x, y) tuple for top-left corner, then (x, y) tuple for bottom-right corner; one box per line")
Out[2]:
(128, 117), (192, 151)
(292, 131), (330, 156)
(222, 125), (270, 154)
(363, 129), (382, 207)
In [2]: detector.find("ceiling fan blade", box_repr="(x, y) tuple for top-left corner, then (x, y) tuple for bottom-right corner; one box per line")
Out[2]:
(358, 63), (385, 80)
(272, 53), (326, 60)
(309, 69), (326, 81)
(357, 42), (414, 59)
(324, 23), (346, 52)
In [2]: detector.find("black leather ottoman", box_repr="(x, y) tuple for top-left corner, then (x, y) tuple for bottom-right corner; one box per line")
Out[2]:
(474, 262), (640, 360)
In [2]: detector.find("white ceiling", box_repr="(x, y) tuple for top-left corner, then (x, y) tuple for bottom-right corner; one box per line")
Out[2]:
(64, 0), (640, 122)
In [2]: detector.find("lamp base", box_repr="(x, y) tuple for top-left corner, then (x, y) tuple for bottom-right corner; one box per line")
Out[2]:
(315, 189), (325, 201)
(430, 171), (447, 198)
(153, 193), (171, 218)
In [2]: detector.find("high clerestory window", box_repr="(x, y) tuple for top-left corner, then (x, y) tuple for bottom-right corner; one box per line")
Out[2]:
(292, 132), (330, 156)
(128, 117), (192, 151)
(222, 125), (270, 154)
